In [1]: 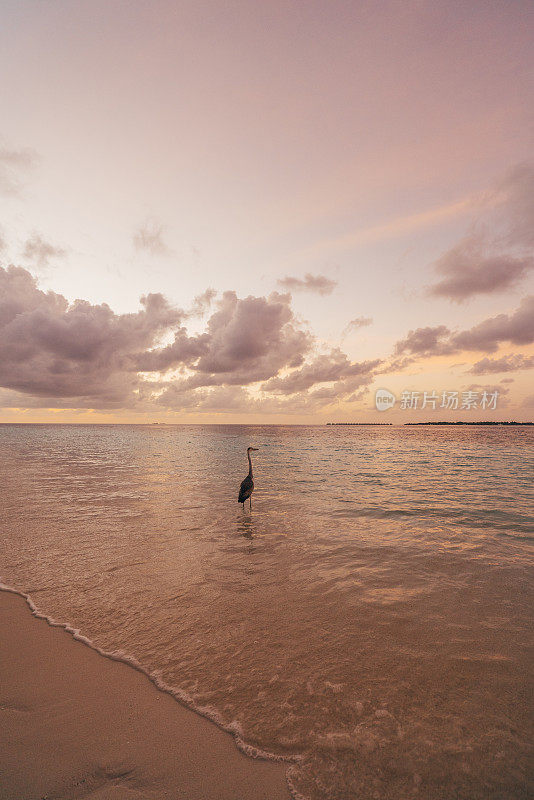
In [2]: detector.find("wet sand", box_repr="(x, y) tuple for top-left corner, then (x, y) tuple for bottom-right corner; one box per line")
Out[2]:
(0, 589), (290, 800)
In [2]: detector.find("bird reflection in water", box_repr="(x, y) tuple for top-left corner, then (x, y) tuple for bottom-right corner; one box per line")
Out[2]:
(236, 513), (254, 539)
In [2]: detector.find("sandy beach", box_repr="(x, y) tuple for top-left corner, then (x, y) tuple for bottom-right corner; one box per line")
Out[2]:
(0, 589), (290, 800)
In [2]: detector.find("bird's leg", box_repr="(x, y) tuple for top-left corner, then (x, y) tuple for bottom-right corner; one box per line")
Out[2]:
(250, 497), (252, 510)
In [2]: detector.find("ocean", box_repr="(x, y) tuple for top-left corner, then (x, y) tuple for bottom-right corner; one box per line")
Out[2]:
(1, 423), (532, 799)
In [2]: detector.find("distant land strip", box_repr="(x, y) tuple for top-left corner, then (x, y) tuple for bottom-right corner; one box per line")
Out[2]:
(325, 421), (533, 426)
(404, 421), (533, 426)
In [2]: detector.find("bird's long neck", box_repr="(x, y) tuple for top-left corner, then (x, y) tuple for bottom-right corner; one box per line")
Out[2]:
(247, 450), (253, 478)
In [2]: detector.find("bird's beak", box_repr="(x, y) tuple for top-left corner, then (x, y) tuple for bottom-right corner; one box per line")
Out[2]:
(251, 447), (259, 451)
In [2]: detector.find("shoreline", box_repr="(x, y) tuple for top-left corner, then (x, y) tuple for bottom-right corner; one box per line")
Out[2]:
(0, 587), (292, 800)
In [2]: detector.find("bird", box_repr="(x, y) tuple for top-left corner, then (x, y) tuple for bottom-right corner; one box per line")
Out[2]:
(238, 447), (259, 509)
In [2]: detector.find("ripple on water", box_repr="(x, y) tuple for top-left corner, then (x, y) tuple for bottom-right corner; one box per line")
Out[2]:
(0, 423), (533, 800)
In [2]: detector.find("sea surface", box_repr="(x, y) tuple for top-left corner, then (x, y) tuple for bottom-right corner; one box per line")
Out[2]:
(1, 423), (533, 799)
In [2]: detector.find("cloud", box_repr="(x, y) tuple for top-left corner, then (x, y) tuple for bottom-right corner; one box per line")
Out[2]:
(377, 355), (417, 374)
(498, 162), (534, 248)
(466, 383), (509, 396)
(469, 354), (534, 375)
(277, 272), (337, 295)
(394, 325), (454, 357)
(189, 288), (216, 317)
(133, 221), (170, 256)
(190, 385), (254, 412)
(153, 383), (308, 415)
(452, 295), (534, 352)
(0, 146), (38, 196)
(429, 237), (532, 301)
(343, 316), (373, 334)
(153, 375), (375, 416)
(261, 348), (380, 395)
(393, 296), (534, 360)
(464, 383), (510, 408)
(133, 328), (210, 374)
(0, 267), (370, 414)
(22, 233), (66, 270)
(0, 266), (184, 404)
(428, 162), (534, 301)
(152, 291), (312, 389)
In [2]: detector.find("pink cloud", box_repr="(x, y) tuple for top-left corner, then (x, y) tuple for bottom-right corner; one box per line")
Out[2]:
(0, 145), (38, 196)
(393, 296), (534, 359)
(22, 233), (67, 270)
(469, 354), (534, 375)
(428, 163), (534, 301)
(0, 267), (374, 413)
(277, 273), (337, 295)
(133, 220), (171, 256)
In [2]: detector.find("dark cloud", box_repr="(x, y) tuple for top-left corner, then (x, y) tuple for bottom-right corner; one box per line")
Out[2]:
(343, 316), (373, 334)
(0, 266), (183, 403)
(277, 272), (337, 295)
(261, 348), (380, 395)
(133, 221), (170, 256)
(22, 233), (66, 270)
(377, 355), (416, 374)
(469, 354), (534, 375)
(394, 325), (453, 357)
(134, 329), (210, 373)
(191, 291), (311, 382)
(0, 267), (369, 414)
(393, 296), (534, 361)
(452, 295), (534, 352)
(150, 291), (312, 391)
(0, 146), (38, 196)
(429, 237), (532, 301)
(135, 290), (219, 371)
(428, 162), (534, 301)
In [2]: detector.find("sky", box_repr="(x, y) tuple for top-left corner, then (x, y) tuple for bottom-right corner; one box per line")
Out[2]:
(0, 0), (533, 423)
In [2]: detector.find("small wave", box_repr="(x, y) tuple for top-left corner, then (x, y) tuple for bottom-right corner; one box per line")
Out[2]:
(0, 579), (305, 799)
(330, 505), (534, 533)
(496, 530), (534, 542)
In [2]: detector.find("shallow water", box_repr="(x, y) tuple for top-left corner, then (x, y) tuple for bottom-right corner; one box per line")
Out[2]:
(1, 423), (533, 799)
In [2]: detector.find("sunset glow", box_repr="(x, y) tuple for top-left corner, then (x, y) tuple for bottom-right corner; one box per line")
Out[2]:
(1, 0), (533, 423)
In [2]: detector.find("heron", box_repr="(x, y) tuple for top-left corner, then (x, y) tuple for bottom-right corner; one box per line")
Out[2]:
(238, 447), (259, 509)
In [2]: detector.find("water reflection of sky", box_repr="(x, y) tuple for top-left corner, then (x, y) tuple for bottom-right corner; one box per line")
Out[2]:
(1, 423), (533, 800)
